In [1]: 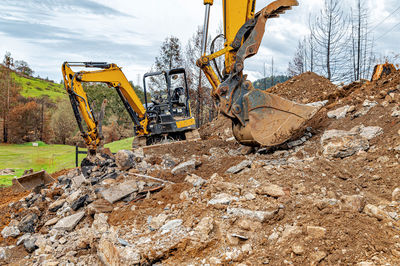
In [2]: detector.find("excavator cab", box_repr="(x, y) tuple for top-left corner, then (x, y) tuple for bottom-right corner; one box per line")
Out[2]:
(141, 68), (199, 145)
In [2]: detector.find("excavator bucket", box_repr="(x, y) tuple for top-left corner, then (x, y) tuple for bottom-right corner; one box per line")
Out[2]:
(12, 170), (55, 192)
(232, 89), (320, 147)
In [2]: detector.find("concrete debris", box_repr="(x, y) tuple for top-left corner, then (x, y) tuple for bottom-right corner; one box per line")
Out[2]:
(53, 212), (85, 231)
(171, 159), (197, 175)
(226, 160), (251, 174)
(1, 226), (20, 239)
(227, 207), (278, 222)
(256, 184), (286, 198)
(115, 150), (136, 171)
(327, 105), (352, 119)
(208, 193), (238, 205)
(1, 71), (400, 265)
(101, 180), (138, 204)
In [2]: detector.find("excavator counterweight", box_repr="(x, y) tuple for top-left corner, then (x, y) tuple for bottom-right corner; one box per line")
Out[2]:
(198, 0), (320, 147)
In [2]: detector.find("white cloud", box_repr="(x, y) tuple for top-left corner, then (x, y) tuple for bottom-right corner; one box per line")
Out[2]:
(0, 0), (399, 83)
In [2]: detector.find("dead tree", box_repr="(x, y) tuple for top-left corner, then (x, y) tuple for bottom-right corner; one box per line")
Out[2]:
(310, 0), (349, 82)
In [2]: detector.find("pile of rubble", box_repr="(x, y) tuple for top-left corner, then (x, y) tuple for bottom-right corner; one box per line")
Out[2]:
(0, 71), (399, 265)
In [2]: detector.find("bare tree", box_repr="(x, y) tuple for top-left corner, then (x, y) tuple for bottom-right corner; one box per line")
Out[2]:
(287, 39), (306, 77)
(310, 0), (349, 82)
(349, 0), (375, 81)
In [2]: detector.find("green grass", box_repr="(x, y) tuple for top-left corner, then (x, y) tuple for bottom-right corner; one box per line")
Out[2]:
(104, 137), (134, 152)
(0, 138), (133, 187)
(11, 72), (65, 100)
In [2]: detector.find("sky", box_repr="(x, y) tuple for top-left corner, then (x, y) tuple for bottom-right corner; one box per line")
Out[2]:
(0, 0), (399, 84)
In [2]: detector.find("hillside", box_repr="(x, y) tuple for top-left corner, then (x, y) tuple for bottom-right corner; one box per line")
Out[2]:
(11, 71), (65, 100)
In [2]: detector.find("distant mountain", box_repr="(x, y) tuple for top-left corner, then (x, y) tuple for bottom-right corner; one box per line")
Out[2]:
(253, 75), (290, 90)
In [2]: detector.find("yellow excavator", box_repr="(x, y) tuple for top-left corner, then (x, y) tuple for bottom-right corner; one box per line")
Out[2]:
(371, 62), (397, 81)
(197, 0), (320, 146)
(62, 62), (198, 152)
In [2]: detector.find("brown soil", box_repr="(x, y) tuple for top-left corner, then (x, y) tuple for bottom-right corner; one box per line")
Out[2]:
(268, 71), (338, 103)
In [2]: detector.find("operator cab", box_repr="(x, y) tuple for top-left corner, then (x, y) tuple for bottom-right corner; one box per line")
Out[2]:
(143, 68), (194, 138)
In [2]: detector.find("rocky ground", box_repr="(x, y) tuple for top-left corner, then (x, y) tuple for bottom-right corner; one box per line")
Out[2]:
(0, 71), (399, 265)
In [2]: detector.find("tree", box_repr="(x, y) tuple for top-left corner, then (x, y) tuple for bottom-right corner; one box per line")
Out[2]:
(14, 60), (34, 76)
(3, 52), (14, 69)
(310, 0), (349, 81)
(288, 40), (306, 77)
(349, 0), (374, 81)
(0, 66), (20, 143)
(50, 100), (77, 144)
(8, 101), (42, 143)
(155, 36), (183, 71)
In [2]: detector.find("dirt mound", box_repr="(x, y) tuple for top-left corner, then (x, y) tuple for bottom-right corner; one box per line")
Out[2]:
(0, 70), (399, 265)
(199, 114), (232, 140)
(268, 72), (338, 103)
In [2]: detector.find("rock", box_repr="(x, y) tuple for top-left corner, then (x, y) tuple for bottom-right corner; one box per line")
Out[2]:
(226, 160), (251, 174)
(340, 195), (366, 212)
(327, 105), (351, 119)
(17, 233), (31, 246)
(185, 174), (206, 187)
(53, 211), (85, 231)
(0, 247), (10, 260)
(66, 190), (83, 204)
(18, 213), (38, 233)
(359, 126), (383, 140)
(256, 184), (285, 197)
(321, 129), (369, 158)
(209, 147), (227, 158)
(71, 194), (89, 211)
(392, 106), (400, 117)
(24, 237), (37, 253)
(377, 156), (390, 163)
(160, 219), (183, 234)
(392, 188), (400, 201)
(115, 150), (136, 170)
(311, 251), (326, 264)
(44, 217), (59, 226)
(132, 147), (145, 162)
(87, 199), (114, 214)
(1, 226), (20, 238)
(363, 100), (378, 108)
(71, 174), (86, 188)
(292, 243), (304, 255)
(101, 180), (138, 204)
(98, 237), (140, 265)
(119, 246), (141, 264)
(279, 225), (302, 242)
(149, 213), (168, 230)
(92, 213), (109, 233)
(243, 193), (256, 201)
(171, 160), (197, 175)
(227, 207), (278, 222)
(48, 199), (66, 212)
(192, 217), (214, 243)
(307, 226), (327, 238)
(364, 204), (387, 221)
(208, 193), (238, 205)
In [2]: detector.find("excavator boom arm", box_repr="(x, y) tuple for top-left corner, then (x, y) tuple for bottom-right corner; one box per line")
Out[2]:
(198, 0), (320, 147)
(62, 62), (148, 151)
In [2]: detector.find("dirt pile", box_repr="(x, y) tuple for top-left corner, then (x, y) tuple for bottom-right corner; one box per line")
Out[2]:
(0, 71), (399, 265)
(268, 71), (338, 103)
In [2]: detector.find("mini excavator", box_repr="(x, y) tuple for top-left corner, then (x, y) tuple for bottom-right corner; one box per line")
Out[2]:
(197, 0), (320, 146)
(62, 62), (198, 152)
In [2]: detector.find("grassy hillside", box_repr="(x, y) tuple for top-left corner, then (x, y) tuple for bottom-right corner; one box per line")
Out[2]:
(11, 72), (65, 100)
(0, 138), (134, 186)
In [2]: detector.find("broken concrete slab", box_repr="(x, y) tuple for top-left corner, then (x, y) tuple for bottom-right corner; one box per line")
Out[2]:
(101, 180), (138, 204)
(226, 160), (251, 174)
(171, 160), (196, 175)
(227, 207), (278, 222)
(53, 211), (85, 231)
